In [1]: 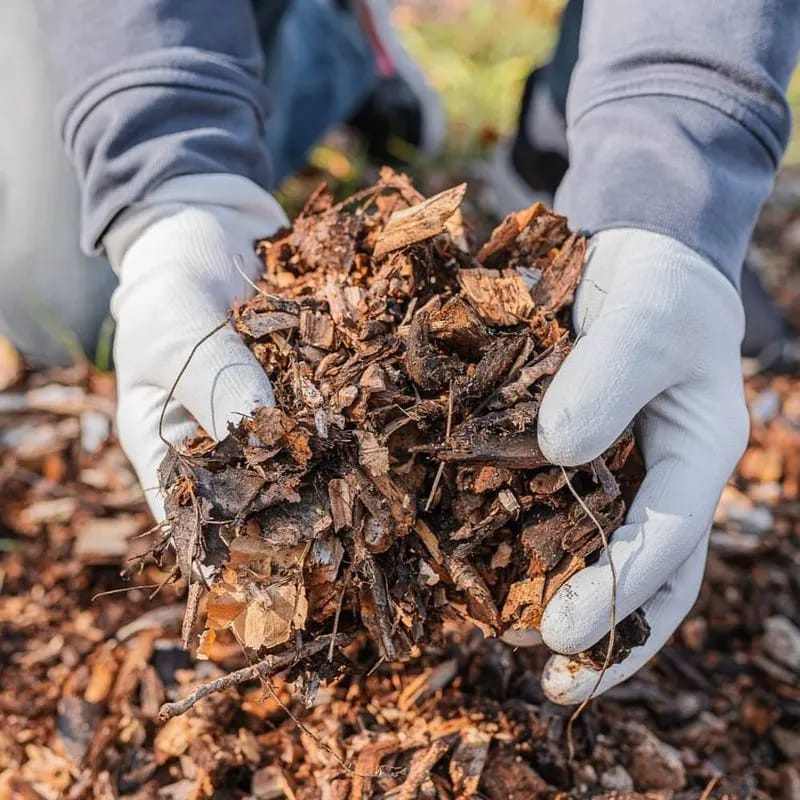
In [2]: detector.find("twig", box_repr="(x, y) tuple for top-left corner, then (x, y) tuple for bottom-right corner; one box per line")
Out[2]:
(262, 678), (363, 777)
(329, 565), (353, 661)
(560, 466), (617, 761)
(396, 738), (450, 800)
(424, 381), (454, 512)
(181, 582), (204, 650)
(158, 633), (352, 720)
(699, 775), (720, 800)
(91, 584), (163, 602)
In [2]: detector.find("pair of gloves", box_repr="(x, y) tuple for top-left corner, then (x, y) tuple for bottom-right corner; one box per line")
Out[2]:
(108, 174), (748, 704)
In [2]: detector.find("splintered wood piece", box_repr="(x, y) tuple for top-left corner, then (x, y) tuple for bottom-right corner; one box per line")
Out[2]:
(501, 575), (547, 630)
(405, 308), (461, 393)
(349, 737), (402, 800)
(530, 231), (586, 313)
(398, 738), (450, 800)
(299, 309), (335, 350)
(477, 202), (569, 268)
(543, 552), (587, 608)
(428, 296), (492, 356)
(429, 403), (548, 469)
(373, 183), (467, 258)
(449, 729), (492, 797)
(328, 478), (355, 531)
(415, 519), (444, 564)
(592, 456), (621, 498)
(237, 309), (299, 339)
(359, 552), (398, 661)
(356, 431), (390, 477)
(445, 556), (501, 630)
(489, 336), (571, 410)
(454, 334), (528, 407)
(457, 268), (536, 326)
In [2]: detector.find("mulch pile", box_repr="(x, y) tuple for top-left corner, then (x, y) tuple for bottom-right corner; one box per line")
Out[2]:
(158, 170), (646, 712)
(0, 174), (799, 799)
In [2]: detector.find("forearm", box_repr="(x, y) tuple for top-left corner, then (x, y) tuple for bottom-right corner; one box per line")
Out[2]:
(35, 0), (274, 255)
(556, 0), (800, 288)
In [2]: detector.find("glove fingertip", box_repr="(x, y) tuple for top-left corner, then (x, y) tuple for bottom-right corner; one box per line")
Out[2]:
(537, 376), (613, 467)
(177, 330), (275, 441)
(542, 653), (637, 705)
(540, 571), (613, 655)
(541, 654), (594, 705)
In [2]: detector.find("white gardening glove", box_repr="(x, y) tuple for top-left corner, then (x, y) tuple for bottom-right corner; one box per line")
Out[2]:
(536, 229), (749, 704)
(106, 174), (288, 521)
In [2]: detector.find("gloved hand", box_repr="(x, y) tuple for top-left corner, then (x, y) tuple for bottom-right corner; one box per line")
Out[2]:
(105, 174), (288, 520)
(536, 228), (749, 704)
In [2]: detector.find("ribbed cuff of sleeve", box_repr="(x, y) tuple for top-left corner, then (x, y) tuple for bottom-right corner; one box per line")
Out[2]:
(556, 87), (790, 289)
(58, 49), (274, 255)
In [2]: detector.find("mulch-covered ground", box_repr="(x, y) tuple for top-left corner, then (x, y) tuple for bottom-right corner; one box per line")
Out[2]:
(1, 178), (799, 799)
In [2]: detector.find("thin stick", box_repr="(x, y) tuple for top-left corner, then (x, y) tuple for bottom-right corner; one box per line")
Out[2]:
(91, 584), (163, 602)
(560, 466), (617, 761)
(158, 633), (352, 720)
(328, 565), (353, 661)
(424, 382), (454, 512)
(181, 581), (204, 649)
(699, 775), (720, 800)
(158, 314), (232, 448)
(262, 678), (363, 777)
(148, 566), (180, 600)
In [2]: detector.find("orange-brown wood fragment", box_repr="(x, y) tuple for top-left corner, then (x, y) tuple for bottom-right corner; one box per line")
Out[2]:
(373, 183), (467, 258)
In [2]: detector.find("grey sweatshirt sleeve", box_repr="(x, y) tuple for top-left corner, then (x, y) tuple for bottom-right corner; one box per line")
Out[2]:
(555, 0), (800, 287)
(35, 1), (274, 255)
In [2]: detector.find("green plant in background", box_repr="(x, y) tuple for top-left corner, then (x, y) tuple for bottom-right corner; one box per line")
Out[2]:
(395, 0), (563, 160)
(283, 0), (564, 209)
(298, 0), (800, 191)
(787, 71), (800, 166)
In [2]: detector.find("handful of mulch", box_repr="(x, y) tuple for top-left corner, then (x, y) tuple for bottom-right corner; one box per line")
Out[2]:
(157, 169), (647, 718)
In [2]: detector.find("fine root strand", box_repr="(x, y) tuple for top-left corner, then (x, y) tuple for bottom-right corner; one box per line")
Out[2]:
(560, 466), (618, 761)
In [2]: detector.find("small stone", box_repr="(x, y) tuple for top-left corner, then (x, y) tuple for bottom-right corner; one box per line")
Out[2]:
(763, 615), (800, 672)
(627, 723), (686, 791)
(601, 765), (634, 792)
(57, 697), (101, 765)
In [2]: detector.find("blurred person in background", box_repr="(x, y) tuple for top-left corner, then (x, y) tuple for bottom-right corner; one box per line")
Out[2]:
(2, 0), (797, 703)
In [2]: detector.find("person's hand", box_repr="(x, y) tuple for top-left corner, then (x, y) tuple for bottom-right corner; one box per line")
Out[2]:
(106, 174), (288, 520)
(536, 229), (749, 704)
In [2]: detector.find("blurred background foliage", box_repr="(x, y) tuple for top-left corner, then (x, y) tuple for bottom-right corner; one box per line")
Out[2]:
(286, 0), (800, 204)
(392, 0), (564, 158)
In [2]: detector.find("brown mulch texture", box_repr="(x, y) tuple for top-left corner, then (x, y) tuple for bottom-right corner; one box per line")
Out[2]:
(156, 171), (646, 715)
(1, 176), (799, 800)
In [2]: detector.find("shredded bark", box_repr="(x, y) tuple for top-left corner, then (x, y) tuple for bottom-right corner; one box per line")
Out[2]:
(158, 170), (646, 696)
